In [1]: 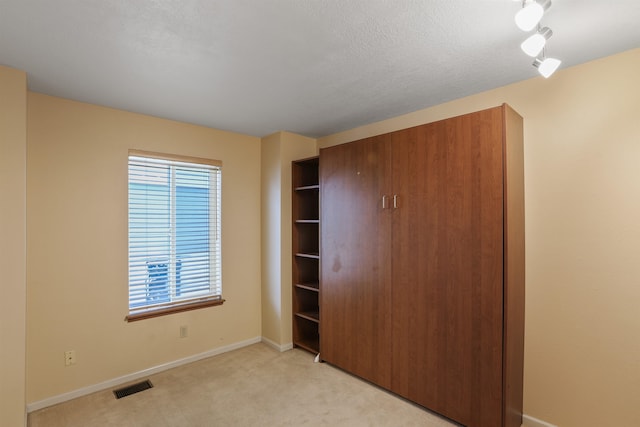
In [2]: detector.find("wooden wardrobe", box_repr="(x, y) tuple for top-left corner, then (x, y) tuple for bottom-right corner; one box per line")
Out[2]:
(319, 104), (524, 427)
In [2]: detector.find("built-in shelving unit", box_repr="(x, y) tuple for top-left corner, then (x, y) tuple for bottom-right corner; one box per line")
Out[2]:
(292, 156), (320, 354)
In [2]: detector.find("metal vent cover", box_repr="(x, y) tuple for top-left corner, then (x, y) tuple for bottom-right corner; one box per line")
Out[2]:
(113, 380), (153, 399)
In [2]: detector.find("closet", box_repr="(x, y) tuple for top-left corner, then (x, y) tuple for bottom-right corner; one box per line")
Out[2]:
(319, 104), (524, 427)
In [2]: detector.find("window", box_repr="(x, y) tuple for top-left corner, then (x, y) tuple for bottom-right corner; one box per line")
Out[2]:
(126, 150), (223, 321)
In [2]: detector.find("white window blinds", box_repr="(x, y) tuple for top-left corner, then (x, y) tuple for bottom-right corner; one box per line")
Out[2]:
(128, 151), (222, 315)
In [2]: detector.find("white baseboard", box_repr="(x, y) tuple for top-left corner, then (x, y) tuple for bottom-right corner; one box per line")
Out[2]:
(523, 414), (558, 427)
(26, 336), (262, 413)
(261, 336), (293, 352)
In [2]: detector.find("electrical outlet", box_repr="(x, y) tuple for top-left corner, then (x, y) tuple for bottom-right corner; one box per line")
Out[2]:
(180, 325), (188, 338)
(64, 350), (76, 366)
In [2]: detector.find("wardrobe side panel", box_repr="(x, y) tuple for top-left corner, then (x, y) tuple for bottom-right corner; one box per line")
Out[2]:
(502, 104), (525, 427)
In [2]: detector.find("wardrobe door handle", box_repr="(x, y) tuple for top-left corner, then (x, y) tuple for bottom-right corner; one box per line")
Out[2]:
(393, 194), (398, 209)
(382, 195), (388, 209)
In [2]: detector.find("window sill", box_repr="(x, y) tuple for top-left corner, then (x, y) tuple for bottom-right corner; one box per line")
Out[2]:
(125, 297), (225, 322)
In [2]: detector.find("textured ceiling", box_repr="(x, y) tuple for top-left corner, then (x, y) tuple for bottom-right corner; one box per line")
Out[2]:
(1, 0), (639, 137)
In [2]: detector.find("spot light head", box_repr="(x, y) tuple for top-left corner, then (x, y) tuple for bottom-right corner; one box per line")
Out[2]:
(515, 0), (552, 32)
(521, 27), (553, 57)
(533, 56), (561, 78)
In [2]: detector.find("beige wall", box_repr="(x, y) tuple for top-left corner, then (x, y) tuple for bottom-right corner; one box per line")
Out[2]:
(261, 132), (317, 347)
(0, 66), (28, 426)
(319, 49), (640, 427)
(26, 93), (262, 403)
(261, 132), (283, 345)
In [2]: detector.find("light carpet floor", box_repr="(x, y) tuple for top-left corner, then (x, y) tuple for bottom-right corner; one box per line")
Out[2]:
(28, 343), (459, 426)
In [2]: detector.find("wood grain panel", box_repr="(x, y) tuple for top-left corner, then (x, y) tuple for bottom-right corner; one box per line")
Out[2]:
(391, 107), (505, 427)
(318, 105), (524, 427)
(320, 134), (393, 388)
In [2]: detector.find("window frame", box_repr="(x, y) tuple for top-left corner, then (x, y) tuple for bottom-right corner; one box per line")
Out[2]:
(125, 149), (224, 322)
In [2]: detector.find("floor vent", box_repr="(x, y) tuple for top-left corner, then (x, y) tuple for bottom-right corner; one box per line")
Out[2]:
(113, 380), (153, 399)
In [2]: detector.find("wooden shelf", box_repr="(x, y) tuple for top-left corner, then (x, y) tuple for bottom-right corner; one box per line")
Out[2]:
(295, 184), (320, 191)
(294, 337), (319, 354)
(295, 311), (319, 323)
(292, 156), (320, 356)
(295, 283), (319, 292)
(295, 252), (319, 259)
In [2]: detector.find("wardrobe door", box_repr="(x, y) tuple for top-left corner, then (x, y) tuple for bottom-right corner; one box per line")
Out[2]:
(320, 134), (393, 389)
(390, 107), (505, 427)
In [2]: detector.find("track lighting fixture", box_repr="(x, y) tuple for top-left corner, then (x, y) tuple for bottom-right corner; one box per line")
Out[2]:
(521, 26), (553, 57)
(515, 0), (552, 32)
(513, 0), (560, 78)
(533, 56), (561, 78)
